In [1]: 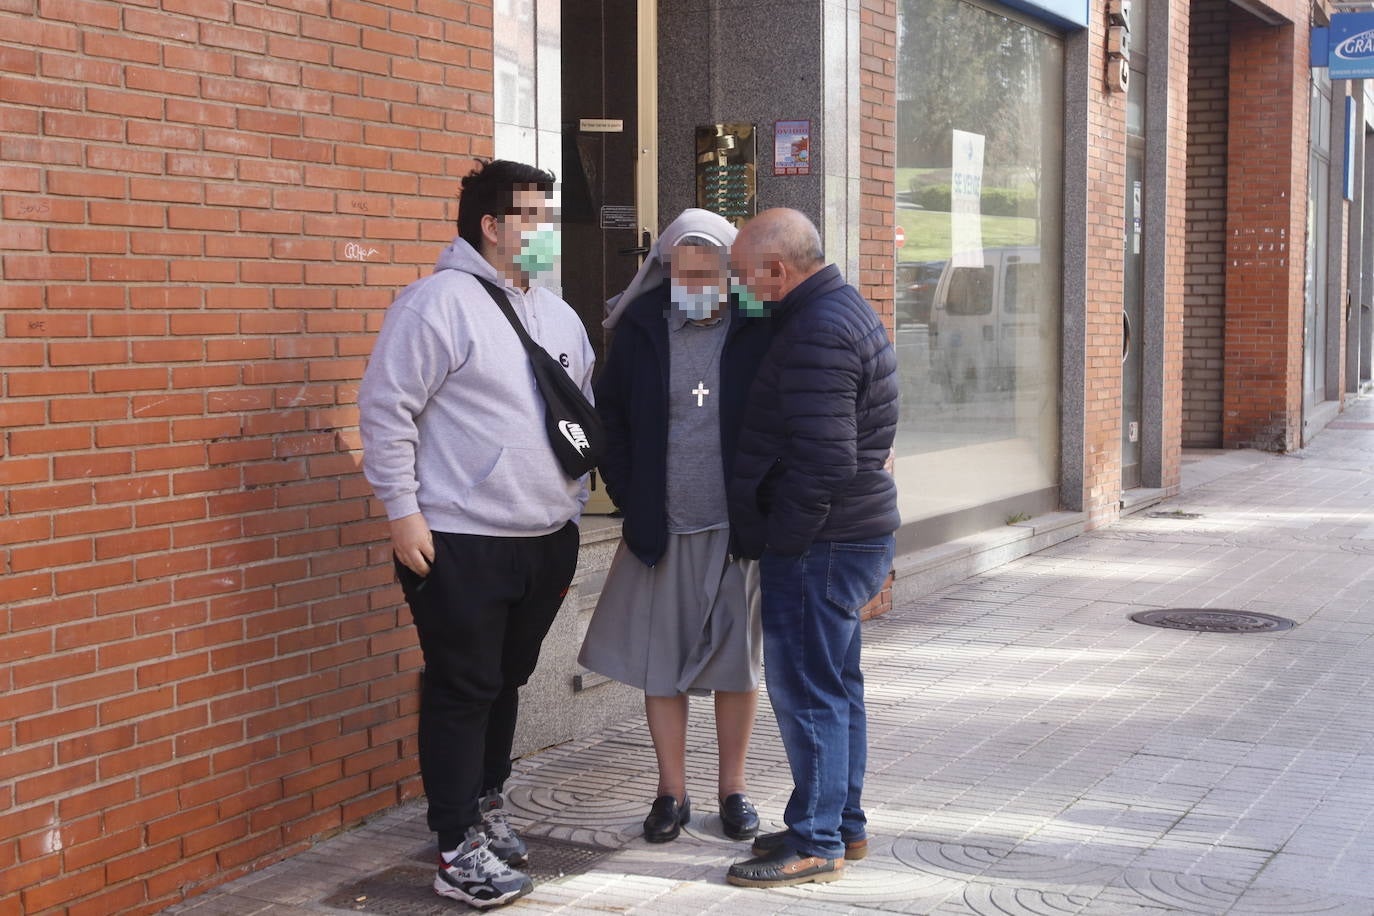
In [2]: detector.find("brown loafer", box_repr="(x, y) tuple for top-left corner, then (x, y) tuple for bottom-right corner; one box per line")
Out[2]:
(750, 828), (868, 861)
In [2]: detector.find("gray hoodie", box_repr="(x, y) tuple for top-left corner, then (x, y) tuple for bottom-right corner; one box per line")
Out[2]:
(359, 236), (594, 537)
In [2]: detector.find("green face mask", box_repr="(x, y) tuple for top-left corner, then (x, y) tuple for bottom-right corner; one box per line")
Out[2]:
(731, 281), (770, 318)
(514, 224), (560, 278)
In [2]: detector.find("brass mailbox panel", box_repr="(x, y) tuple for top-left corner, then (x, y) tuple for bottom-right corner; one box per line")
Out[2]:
(695, 123), (757, 228)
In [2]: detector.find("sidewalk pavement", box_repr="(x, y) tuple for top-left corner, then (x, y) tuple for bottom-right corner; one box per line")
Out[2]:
(168, 396), (1374, 916)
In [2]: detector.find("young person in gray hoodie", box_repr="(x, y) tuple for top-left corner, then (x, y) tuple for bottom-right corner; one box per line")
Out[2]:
(359, 160), (594, 909)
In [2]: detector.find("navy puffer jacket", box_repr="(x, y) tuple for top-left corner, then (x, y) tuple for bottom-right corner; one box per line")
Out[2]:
(594, 283), (775, 567)
(727, 264), (900, 558)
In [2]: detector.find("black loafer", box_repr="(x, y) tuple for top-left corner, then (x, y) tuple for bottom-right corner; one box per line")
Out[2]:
(719, 793), (759, 840)
(643, 794), (690, 843)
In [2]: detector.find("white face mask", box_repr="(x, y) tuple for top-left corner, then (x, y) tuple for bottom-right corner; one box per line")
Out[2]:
(670, 282), (727, 321)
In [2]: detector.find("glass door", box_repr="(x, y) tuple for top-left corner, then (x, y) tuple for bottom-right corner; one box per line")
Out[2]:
(560, 0), (652, 367)
(1121, 0), (1147, 491)
(1122, 140), (1144, 489)
(1305, 70), (1332, 417)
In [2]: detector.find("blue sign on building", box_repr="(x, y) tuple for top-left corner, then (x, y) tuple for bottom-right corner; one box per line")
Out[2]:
(1002, 0), (1089, 29)
(1329, 11), (1374, 79)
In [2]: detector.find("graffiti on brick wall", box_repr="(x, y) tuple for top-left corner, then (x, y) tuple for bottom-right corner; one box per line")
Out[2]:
(343, 242), (379, 261)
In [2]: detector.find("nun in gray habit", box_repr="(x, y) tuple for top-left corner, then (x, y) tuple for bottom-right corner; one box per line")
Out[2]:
(578, 209), (773, 846)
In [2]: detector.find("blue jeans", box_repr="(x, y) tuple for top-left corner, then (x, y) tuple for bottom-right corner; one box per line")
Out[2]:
(759, 535), (895, 859)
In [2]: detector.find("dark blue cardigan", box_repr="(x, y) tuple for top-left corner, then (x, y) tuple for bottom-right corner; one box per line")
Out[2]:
(726, 265), (900, 558)
(594, 283), (774, 567)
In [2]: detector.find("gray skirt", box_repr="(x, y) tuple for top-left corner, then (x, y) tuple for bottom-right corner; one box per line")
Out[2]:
(578, 528), (762, 697)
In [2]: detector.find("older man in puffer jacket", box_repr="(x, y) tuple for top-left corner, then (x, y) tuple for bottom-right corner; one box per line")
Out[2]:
(724, 208), (900, 889)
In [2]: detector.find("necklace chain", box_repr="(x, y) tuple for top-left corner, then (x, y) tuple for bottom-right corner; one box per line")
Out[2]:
(676, 316), (728, 408)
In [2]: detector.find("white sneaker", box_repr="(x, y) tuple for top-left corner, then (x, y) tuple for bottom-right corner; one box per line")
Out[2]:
(434, 826), (533, 908)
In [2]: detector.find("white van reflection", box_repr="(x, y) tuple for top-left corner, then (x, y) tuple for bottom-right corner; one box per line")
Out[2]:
(927, 246), (1045, 401)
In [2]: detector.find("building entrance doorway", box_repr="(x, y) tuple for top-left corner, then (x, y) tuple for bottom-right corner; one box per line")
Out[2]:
(560, 0), (658, 368)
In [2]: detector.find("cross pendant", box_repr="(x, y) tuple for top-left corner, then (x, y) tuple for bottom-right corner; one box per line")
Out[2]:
(691, 381), (710, 407)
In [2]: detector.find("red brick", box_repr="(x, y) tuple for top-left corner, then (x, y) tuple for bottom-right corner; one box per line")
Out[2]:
(47, 284), (127, 309)
(50, 401), (129, 425)
(0, 400), (46, 427)
(49, 340), (130, 366)
(90, 312), (167, 336)
(2, 254), (87, 280)
(0, 456), (49, 486)
(88, 259), (169, 285)
(128, 829), (206, 886)
(14, 704), (98, 744)
(8, 425), (90, 454)
(21, 863), (105, 912)
(8, 486), (91, 516)
(144, 854), (218, 901)
(55, 559), (133, 595)
(164, 44), (233, 76)
(86, 145), (162, 175)
(85, 87), (163, 118)
(59, 823), (137, 873)
(66, 878), (149, 916)
(0, 340), (45, 367)
(57, 669), (135, 706)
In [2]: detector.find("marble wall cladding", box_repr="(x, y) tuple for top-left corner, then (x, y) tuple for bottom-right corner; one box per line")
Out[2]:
(659, 1), (844, 248)
(1059, 30), (1090, 513)
(822, 0), (861, 279)
(1141, 0), (1172, 484)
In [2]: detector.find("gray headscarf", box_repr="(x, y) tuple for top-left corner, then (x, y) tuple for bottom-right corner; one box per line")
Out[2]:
(602, 208), (738, 329)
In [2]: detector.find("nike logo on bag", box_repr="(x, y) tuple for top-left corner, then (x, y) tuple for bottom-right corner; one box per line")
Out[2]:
(558, 420), (590, 454)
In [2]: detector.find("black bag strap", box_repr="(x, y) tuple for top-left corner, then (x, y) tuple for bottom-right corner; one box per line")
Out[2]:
(474, 275), (543, 358)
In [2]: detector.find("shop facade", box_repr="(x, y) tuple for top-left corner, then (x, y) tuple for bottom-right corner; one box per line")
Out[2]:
(1, 0), (1367, 912)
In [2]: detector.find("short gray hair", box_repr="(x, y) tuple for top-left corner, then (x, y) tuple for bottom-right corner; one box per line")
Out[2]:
(746, 209), (824, 270)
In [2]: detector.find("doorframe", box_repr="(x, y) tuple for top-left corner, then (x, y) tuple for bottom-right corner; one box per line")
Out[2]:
(636, 0), (658, 242)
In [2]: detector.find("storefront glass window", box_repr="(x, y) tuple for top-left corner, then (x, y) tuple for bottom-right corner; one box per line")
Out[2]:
(893, 0), (1064, 538)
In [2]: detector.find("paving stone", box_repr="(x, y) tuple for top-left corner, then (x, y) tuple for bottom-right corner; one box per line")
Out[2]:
(164, 398), (1374, 915)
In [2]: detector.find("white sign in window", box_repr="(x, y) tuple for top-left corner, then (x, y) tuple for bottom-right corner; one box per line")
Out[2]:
(950, 129), (985, 268)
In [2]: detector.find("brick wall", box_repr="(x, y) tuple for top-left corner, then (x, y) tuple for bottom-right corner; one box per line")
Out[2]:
(859, 0), (895, 620)
(1081, 5), (1128, 526)
(1223, 10), (1308, 451)
(1183, 0), (1229, 448)
(0, 2), (492, 912)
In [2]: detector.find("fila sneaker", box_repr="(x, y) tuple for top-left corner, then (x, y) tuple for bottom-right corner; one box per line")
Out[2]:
(434, 826), (533, 908)
(479, 789), (529, 866)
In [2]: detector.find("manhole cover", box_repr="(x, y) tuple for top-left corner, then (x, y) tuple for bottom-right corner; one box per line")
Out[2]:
(324, 837), (616, 913)
(515, 835), (617, 881)
(1129, 608), (1295, 633)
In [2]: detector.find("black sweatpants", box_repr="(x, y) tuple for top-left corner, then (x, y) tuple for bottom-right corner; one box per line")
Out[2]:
(395, 522), (579, 851)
